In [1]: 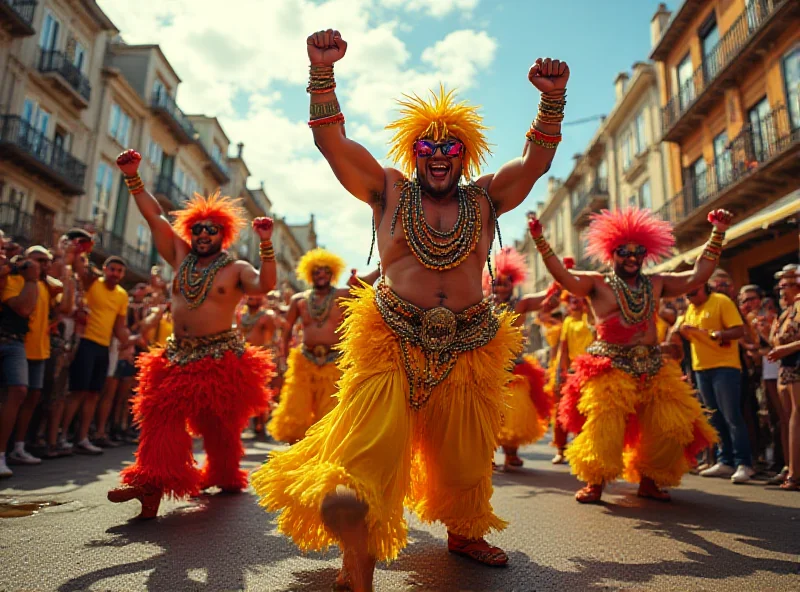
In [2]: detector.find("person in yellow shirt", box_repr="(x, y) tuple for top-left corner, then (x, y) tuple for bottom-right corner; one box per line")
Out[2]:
(0, 254), (41, 477)
(680, 283), (752, 483)
(8, 246), (74, 466)
(552, 293), (594, 464)
(59, 256), (130, 456)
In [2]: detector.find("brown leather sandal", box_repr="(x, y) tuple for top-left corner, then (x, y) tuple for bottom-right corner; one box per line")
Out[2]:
(448, 532), (509, 567)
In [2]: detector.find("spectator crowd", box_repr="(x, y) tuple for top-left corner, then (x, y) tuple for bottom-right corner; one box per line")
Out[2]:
(0, 229), (299, 478)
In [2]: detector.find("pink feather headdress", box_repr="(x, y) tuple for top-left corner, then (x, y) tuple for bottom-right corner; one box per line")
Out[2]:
(483, 247), (528, 294)
(584, 208), (675, 265)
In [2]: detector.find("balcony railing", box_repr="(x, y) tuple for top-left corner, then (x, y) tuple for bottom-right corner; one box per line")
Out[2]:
(571, 178), (609, 219)
(38, 50), (91, 103)
(198, 142), (230, 184)
(0, 202), (55, 248)
(74, 220), (151, 280)
(1, 0), (37, 35)
(0, 115), (87, 194)
(154, 174), (189, 208)
(151, 91), (197, 144)
(661, 0), (786, 139)
(657, 103), (798, 227)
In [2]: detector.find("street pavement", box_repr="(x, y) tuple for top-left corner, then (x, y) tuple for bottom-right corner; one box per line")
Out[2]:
(0, 437), (798, 592)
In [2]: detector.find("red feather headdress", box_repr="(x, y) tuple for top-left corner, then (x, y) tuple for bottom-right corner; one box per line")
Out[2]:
(483, 247), (528, 294)
(584, 208), (674, 265)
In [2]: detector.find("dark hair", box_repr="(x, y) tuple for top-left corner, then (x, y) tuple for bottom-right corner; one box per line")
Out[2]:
(66, 228), (93, 241)
(104, 256), (126, 268)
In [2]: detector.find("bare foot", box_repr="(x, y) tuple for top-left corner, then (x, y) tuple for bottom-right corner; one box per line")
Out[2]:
(321, 486), (375, 592)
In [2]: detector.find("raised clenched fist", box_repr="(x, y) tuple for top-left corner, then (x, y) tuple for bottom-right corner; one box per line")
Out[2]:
(707, 209), (734, 232)
(307, 29), (347, 66)
(116, 150), (142, 177)
(253, 217), (274, 241)
(527, 213), (543, 239)
(528, 58), (570, 94)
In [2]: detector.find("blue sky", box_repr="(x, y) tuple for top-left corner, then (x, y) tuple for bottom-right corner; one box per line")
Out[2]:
(98, 0), (673, 284)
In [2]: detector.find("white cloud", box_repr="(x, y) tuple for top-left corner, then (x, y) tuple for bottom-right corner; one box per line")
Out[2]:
(379, 0), (480, 18)
(97, 0), (497, 279)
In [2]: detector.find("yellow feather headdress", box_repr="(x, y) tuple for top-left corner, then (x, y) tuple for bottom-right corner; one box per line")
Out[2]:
(296, 248), (346, 285)
(385, 85), (491, 180)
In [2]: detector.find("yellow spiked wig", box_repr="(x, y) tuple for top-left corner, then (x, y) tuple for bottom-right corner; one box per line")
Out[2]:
(296, 248), (346, 285)
(386, 85), (491, 180)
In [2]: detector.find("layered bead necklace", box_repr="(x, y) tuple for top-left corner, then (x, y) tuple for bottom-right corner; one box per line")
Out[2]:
(307, 288), (336, 328)
(390, 179), (484, 271)
(605, 272), (655, 326)
(177, 252), (233, 310)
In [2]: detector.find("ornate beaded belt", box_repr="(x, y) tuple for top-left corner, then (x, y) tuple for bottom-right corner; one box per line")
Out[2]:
(164, 329), (246, 366)
(301, 344), (340, 366)
(374, 281), (500, 410)
(586, 341), (663, 379)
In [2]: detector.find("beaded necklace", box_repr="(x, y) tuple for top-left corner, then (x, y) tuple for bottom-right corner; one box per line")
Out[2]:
(605, 272), (655, 326)
(177, 252), (233, 310)
(306, 288), (336, 328)
(240, 309), (266, 332)
(367, 180), (502, 280)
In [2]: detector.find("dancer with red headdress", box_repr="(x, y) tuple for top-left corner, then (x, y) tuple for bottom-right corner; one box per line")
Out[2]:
(529, 206), (731, 504)
(106, 150), (277, 519)
(484, 247), (559, 470)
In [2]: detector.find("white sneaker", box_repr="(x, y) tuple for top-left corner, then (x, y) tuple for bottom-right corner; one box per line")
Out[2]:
(0, 457), (12, 478)
(74, 439), (103, 455)
(7, 449), (42, 465)
(731, 465), (755, 484)
(700, 462), (735, 478)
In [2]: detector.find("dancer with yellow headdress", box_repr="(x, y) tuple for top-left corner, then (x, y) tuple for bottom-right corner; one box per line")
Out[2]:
(106, 150), (277, 520)
(250, 28), (570, 591)
(268, 249), (379, 443)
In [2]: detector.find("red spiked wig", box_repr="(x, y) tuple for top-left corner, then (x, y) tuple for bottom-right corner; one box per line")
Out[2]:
(172, 191), (247, 250)
(584, 208), (675, 265)
(483, 246), (528, 294)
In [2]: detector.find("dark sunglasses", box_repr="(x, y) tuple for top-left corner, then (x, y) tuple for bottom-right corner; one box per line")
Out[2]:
(191, 223), (221, 236)
(615, 245), (647, 258)
(740, 296), (759, 304)
(414, 139), (464, 158)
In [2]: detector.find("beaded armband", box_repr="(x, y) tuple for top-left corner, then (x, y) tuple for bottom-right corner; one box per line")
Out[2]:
(124, 174), (145, 195)
(533, 235), (555, 259)
(701, 229), (725, 261)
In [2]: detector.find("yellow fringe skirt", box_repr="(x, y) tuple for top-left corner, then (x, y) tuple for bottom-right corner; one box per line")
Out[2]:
(565, 359), (718, 487)
(267, 347), (341, 443)
(496, 357), (550, 448)
(250, 284), (522, 562)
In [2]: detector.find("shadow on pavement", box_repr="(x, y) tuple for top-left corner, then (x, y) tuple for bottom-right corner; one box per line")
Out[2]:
(58, 494), (299, 592)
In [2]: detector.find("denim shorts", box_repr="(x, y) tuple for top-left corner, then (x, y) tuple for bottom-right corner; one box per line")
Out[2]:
(0, 340), (28, 387)
(27, 359), (46, 390)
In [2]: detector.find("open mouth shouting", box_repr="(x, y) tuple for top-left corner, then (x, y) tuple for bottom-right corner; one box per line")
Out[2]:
(428, 160), (451, 180)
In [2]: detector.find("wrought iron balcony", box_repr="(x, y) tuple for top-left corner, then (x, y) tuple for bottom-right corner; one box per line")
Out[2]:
(0, 115), (87, 195)
(656, 102), (799, 239)
(660, 0), (795, 143)
(198, 143), (230, 184)
(0, 201), (55, 248)
(154, 174), (188, 209)
(1, 0), (36, 36)
(38, 50), (91, 107)
(151, 91), (197, 144)
(572, 178), (610, 226)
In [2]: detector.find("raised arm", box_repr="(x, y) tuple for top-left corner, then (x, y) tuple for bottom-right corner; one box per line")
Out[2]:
(307, 30), (386, 204)
(281, 296), (301, 356)
(526, 215), (599, 298)
(116, 150), (185, 269)
(4, 259), (40, 318)
(517, 289), (559, 315)
(478, 59), (569, 215)
(238, 218), (277, 295)
(659, 210), (733, 298)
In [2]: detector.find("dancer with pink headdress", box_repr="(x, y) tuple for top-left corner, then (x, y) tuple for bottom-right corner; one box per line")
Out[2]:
(484, 247), (559, 470)
(529, 207), (732, 504)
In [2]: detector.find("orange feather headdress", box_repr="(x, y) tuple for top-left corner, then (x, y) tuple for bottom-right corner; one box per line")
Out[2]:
(171, 191), (247, 250)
